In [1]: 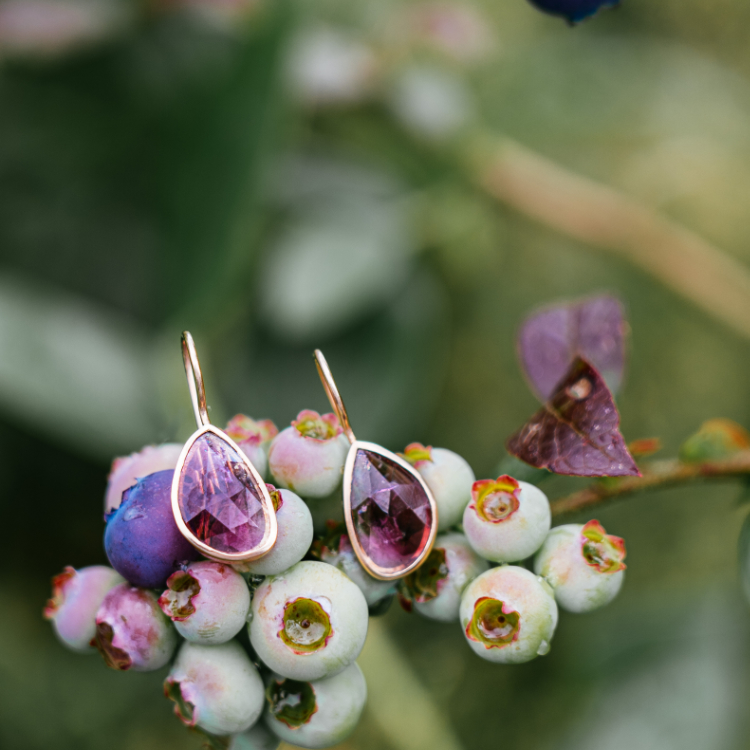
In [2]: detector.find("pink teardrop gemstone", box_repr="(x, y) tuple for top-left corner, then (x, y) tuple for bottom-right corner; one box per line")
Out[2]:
(176, 432), (267, 555)
(350, 449), (433, 572)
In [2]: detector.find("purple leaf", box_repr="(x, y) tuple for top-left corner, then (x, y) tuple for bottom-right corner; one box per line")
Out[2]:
(518, 295), (626, 401)
(506, 358), (640, 477)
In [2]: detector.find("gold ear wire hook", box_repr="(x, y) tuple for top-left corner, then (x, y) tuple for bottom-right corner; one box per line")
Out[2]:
(314, 349), (356, 444)
(182, 331), (210, 428)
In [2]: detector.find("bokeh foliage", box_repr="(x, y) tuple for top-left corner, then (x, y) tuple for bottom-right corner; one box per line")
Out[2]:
(2, 0), (750, 748)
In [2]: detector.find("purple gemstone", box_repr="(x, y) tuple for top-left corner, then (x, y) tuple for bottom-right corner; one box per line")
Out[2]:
(176, 432), (266, 555)
(350, 449), (433, 572)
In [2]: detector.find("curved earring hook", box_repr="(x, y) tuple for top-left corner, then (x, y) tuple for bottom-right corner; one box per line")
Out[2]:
(314, 349), (356, 444)
(182, 331), (210, 428)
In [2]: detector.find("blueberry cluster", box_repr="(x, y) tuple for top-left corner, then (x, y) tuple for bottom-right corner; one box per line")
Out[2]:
(376, 449), (626, 661)
(45, 410), (627, 748)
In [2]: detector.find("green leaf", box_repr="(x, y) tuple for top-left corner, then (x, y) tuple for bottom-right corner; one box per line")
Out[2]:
(145, 6), (292, 326)
(259, 157), (414, 342)
(0, 274), (168, 459)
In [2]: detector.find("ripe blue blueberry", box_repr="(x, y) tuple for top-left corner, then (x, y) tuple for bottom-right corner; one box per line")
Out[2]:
(528, 0), (620, 24)
(264, 662), (367, 749)
(104, 469), (199, 589)
(105, 443), (183, 514)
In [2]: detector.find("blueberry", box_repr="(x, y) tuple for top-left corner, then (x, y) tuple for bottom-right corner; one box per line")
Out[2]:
(229, 722), (281, 750)
(104, 469), (199, 589)
(460, 566), (558, 663)
(402, 533), (488, 622)
(267, 411), (349, 499)
(402, 444), (475, 530)
(237, 488), (314, 576)
(249, 561), (368, 681)
(264, 663), (367, 749)
(315, 523), (395, 607)
(92, 583), (177, 671)
(105, 444), (183, 515)
(165, 640), (265, 736)
(528, 0), (620, 24)
(159, 561), (251, 645)
(44, 565), (124, 652)
(534, 520), (626, 613)
(225, 415), (279, 481)
(463, 476), (551, 563)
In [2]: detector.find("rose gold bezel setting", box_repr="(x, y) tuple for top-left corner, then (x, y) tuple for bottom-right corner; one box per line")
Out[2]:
(342, 440), (438, 581)
(170, 423), (278, 564)
(313, 348), (438, 581)
(171, 332), (277, 563)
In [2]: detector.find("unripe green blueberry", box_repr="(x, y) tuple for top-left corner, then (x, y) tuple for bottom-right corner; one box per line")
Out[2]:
(534, 520), (626, 613)
(402, 443), (475, 530)
(463, 475), (550, 563)
(92, 583), (177, 671)
(401, 533), (488, 622)
(237, 487), (314, 576)
(105, 443), (183, 514)
(268, 411), (349, 498)
(264, 662), (367, 749)
(165, 640), (265, 736)
(249, 561), (368, 681)
(230, 723), (281, 750)
(315, 522), (394, 607)
(159, 561), (250, 644)
(44, 565), (124, 652)
(225, 415), (279, 481)
(460, 565), (557, 664)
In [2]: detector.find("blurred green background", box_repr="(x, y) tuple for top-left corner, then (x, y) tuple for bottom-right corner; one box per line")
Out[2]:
(2, 0), (750, 748)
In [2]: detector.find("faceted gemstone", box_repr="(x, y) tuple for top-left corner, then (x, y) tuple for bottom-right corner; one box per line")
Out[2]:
(349, 449), (433, 572)
(177, 432), (267, 555)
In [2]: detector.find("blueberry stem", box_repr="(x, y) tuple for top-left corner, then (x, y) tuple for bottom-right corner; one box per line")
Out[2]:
(550, 451), (750, 516)
(468, 136), (750, 341)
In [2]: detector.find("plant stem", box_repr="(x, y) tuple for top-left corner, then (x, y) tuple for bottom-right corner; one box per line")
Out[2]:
(550, 451), (750, 517)
(466, 136), (750, 341)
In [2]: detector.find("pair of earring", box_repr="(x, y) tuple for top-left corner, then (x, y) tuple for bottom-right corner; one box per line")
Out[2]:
(170, 332), (438, 581)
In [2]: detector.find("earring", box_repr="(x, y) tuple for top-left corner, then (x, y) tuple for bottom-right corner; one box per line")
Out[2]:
(171, 332), (277, 563)
(313, 350), (438, 580)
